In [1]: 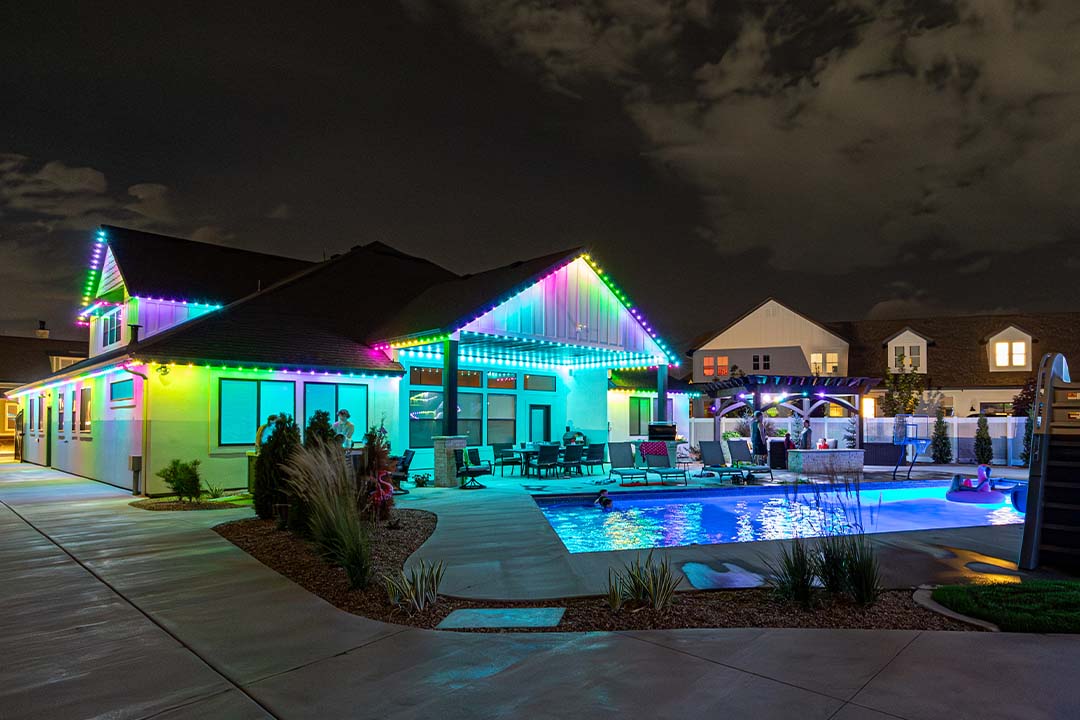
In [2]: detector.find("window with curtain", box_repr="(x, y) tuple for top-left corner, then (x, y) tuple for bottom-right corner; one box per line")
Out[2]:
(487, 393), (516, 445)
(702, 355), (715, 376)
(79, 388), (92, 432)
(628, 396), (651, 436)
(408, 390), (442, 448)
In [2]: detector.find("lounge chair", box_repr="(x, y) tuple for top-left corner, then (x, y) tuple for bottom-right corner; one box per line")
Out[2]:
(696, 441), (744, 483)
(608, 442), (647, 486)
(558, 444), (584, 477)
(644, 452), (688, 486)
(726, 439), (774, 482)
(581, 443), (607, 476)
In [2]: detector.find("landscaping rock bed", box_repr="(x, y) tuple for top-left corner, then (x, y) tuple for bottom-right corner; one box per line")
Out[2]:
(131, 499), (241, 511)
(216, 511), (976, 633)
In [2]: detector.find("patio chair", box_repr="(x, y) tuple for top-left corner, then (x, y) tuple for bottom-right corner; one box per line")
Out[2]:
(558, 444), (584, 477)
(726, 438), (774, 482)
(581, 443), (607, 476)
(644, 452), (688, 486)
(390, 449), (414, 494)
(454, 448), (491, 490)
(533, 443), (560, 478)
(696, 441), (744, 483)
(608, 442), (647, 486)
(491, 442), (521, 476)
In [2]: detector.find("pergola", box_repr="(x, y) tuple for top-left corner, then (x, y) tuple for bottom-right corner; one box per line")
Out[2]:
(701, 374), (882, 447)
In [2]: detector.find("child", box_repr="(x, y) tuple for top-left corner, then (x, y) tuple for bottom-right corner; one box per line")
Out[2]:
(594, 489), (613, 510)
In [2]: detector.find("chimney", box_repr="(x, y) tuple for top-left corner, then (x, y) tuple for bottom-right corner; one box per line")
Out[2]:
(128, 324), (142, 345)
(35, 321), (50, 339)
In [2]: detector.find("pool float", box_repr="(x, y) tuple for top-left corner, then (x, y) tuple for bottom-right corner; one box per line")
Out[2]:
(1011, 484), (1027, 513)
(946, 465), (1006, 504)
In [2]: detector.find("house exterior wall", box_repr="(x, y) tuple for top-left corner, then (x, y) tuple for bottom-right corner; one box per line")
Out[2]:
(694, 300), (849, 382)
(886, 330), (928, 374)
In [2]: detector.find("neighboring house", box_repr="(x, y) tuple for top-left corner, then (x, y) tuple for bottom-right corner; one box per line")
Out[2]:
(0, 324), (87, 457)
(8, 226), (678, 494)
(690, 298), (1080, 418)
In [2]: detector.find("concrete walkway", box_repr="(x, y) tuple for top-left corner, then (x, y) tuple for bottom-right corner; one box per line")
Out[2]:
(2, 463), (1078, 720)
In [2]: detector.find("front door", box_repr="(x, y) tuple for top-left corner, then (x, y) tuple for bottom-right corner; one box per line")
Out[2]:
(529, 405), (551, 443)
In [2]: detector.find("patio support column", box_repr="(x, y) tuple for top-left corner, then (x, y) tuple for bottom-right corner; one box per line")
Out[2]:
(855, 392), (865, 448)
(656, 366), (669, 422)
(441, 336), (458, 437)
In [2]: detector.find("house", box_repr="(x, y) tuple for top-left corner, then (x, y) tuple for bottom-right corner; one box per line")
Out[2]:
(0, 324), (86, 458)
(7, 226), (685, 493)
(689, 298), (1080, 418)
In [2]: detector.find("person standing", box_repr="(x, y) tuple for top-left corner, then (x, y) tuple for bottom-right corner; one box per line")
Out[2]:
(255, 414), (278, 449)
(750, 411), (768, 465)
(332, 409), (355, 448)
(799, 419), (813, 450)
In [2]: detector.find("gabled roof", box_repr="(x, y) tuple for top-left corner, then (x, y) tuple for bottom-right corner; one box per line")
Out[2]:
(881, 326), (935, 346)
(687, 297), (848, 353)
(980, 323), (1037, 344)
(0, 335), (87, 386)
(368, 247), (583, 341)
(100, 225), (315, 303)
(830, 312), (1080, 388)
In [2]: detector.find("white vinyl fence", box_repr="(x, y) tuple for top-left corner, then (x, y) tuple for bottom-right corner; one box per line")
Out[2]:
(688, 416), (1029, 466)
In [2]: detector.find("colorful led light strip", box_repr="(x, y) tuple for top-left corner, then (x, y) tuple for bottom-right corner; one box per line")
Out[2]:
(397, 347), (667, 371)
(138, 359), (403, 379)
(8, 363), (131, 398)
(77, 229), (109, 310)
(607, 388), (702, 397)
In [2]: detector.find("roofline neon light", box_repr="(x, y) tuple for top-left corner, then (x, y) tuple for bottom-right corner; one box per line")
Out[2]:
(607, 388), (702, 397)
(136, 359), (403, 379)
(397, 348), (668, 371)
(8, 362), (132, 398)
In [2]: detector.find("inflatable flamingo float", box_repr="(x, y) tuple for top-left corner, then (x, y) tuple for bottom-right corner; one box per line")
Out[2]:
(946, 464), (1006, 504)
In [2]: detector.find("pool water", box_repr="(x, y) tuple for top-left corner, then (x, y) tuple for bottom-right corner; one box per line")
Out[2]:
(535, 483), (1024, 554)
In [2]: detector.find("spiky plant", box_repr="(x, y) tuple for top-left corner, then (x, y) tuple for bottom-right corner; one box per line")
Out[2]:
(384, 560), (446, 614)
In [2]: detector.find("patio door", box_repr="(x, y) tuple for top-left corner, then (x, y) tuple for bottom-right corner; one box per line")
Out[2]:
(528, 405), (551, 443)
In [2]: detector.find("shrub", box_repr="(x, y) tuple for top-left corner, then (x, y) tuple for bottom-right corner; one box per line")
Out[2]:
(156, 459), (202, 502)
(974, 414), (994, 465)
(384, 559), (445, 614)
(930, 405), (952, 464)
(814, 533), (849, 596)
(1020, 407), (1034, 467)
(412, 472), (432, 488)
(844, 534), (881, 606)
(843, 416), (857, 449)
(765, 538), (815, 608)
(254, 414), (301, 520)
(281, 440), (373, 588)
(607, 551), (680, 612)
(304, 410), (336, 448)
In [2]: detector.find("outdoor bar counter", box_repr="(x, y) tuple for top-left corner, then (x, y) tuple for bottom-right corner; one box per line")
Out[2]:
(786, 448), (864, 474)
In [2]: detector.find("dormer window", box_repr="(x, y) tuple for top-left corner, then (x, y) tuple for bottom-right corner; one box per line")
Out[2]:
(101, 308), (122, 348)
(987, 326), (1032, 372)
(885, 328), (929, 375)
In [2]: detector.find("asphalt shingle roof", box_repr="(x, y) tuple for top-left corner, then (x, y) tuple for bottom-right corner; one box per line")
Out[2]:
(0, 335), (88, 385)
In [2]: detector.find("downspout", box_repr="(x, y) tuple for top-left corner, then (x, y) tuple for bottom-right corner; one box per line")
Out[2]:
(122, 324), (149, 496)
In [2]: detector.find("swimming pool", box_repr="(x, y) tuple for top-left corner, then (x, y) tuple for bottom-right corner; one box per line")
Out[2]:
(535, 482), (1024, 554)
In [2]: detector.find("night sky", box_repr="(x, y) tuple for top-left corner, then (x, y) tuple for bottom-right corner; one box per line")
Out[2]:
(3, 1), (1079, 346)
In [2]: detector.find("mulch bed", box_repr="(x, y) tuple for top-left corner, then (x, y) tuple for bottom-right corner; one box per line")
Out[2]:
(131, 499), (241, 511)
(215, 511), (976, 633)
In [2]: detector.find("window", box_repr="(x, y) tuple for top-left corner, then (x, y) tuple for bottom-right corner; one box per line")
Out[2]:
(763, 354), (770, 371)
(994, 342), (1009, 367)
(628, 396), (651, 436)
(1012, 341), (1025, 367)
(302, 383), (368, 436)
(458, 370), (482, 388)
(79, 388), (92, 432)
(4, 401), (17, 432)
(716, 356), (729, 376)
(828, 404), (844, 417)
(218, 379), (296, 446)
(408, 390), (442, 448)
(893, 346), (905, 369)
(810, 352), (823, 374)
(752, 354), (760, 371)
(459, 392), (483, 446)
(980, 402), (1011, 417)
(50, 356), (83, 373)
(486, 372), (516, 390)
(37, 396), (44, 432)
(908, 346), (921, 370)
(409, 366), (443, 386)
(70, 390), (77, 434)
(58, 393), (65, 432)
(487, 394), (516, 445)
(110, 379), (134, 402)
(826, 352), (839, 374)
(524, 374), (556, 391)
(27, 398), (35, 434)
(101, 308), (122, 347)
(702, 355), (714, 377)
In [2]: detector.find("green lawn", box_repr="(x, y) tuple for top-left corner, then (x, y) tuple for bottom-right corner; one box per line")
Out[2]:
(933, 580), (1080, 633)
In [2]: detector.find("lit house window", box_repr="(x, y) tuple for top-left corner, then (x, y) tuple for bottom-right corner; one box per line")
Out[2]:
(995, 341), (1026, 368)
(908, 346), (920, 370)
(810, 353), (823, 374)
(716, 356), (729, 376)
(826, 353), (839, 374)
(702, 356), (714, 376)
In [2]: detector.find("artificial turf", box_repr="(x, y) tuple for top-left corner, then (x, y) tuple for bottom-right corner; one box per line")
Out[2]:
(932, 580), (1080, 633)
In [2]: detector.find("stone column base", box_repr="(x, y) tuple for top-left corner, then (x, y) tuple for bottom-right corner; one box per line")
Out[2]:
(433, 435), (468, 487)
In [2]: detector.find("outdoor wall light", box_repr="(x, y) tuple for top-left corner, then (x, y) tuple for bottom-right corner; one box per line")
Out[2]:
(156, 365), (170, 377)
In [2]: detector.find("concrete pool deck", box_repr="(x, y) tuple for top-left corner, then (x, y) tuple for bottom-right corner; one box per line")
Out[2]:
(397, 466), (1038, 600)
(1, 463), (1078, 720)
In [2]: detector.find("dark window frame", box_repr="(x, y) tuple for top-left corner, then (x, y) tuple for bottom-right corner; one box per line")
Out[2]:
(523, 374), (557, 392)
(79, 387), (92, 433)
(110, 378), (135, 402)
(301, 381), (370, 436)
(628, 396), (651, 436)
(218, 378), (297, 447)
(486, 393), (517, 446)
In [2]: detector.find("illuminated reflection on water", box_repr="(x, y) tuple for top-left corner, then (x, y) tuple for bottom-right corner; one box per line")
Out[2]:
(537, 484), (1024, 554)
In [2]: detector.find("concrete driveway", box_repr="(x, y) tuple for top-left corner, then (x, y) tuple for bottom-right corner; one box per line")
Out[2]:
(1, 463), (1077, 720)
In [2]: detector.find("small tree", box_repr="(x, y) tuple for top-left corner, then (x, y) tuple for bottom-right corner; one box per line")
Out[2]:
(880, 357), (924, 417)
(1020, 406), (1035, 467)
(254, 414), (301, 520)
(157, 459), (202, 502)
(1012, 377), (1037, 417)
(304, 410), (336, 448)
(843, 416), (857, 449)
(930, 405), (952, 464)
(974, 414), (994, 465)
